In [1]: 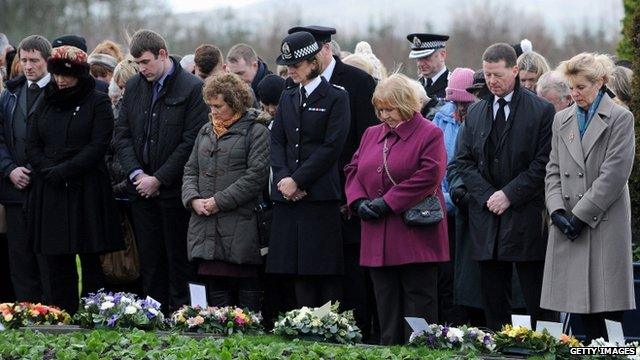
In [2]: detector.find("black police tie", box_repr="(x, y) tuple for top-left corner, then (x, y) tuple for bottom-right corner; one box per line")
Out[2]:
(494, 97), (508, 135)
(300, 87), (307, 108)
(27, 83), (40, 111)
(426, 78), (433, 88)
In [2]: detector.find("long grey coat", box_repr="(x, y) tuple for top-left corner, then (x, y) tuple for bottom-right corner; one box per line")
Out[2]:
(542, 93), (636, 313)
(182, 110), (270, 265)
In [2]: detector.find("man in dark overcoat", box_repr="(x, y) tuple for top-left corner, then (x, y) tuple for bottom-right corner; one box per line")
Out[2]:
(455, 43), (557, 330)
(0, 35), (52, 302)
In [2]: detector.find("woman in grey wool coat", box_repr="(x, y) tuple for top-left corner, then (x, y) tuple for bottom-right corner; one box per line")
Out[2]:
(542, 53), (636, 342)
(182, 73), (270, 311)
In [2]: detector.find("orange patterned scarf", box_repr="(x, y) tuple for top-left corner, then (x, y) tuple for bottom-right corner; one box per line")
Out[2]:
(210, 112), (242, 138)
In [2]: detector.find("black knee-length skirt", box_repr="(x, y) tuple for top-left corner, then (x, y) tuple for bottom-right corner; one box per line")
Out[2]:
(266, 200), (344, 275)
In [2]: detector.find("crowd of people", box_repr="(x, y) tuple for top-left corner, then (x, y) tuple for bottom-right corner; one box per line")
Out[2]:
(0, 26), (636, 345)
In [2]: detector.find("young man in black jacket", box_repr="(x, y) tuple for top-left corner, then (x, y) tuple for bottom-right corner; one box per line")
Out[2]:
(114, 29), (208, 310)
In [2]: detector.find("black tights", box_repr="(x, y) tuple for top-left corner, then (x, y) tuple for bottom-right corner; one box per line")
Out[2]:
(206, 276), (261, 311)
(581, 311), (624, 343)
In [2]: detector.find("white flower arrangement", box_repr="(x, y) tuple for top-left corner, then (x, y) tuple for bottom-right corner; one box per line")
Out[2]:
(273, 302), (362, 344)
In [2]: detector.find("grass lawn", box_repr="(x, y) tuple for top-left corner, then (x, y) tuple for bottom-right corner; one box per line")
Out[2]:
(0, 329), (464, 359)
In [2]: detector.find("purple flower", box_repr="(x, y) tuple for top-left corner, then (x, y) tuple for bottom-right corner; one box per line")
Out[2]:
(483, 335), (492, 345)
(467, 330), (477, 338)
(107, 314), (119, 327)
(428, 334), (436, 345)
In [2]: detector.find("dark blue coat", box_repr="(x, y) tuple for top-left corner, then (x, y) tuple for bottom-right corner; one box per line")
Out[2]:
(270, 77), (350, 202)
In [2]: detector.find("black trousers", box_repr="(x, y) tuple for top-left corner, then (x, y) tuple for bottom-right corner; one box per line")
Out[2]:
(130, 197), (193, 311)
(369, 263), (438, 345)
(342, 242), (377, 342)
(6, 204), (47, 302)
(294, 275), (342, 308)
(43, 253), (103, 314)
(207, 276), (261, 311)
(581, 311), (624, 343)
(479, 260), (558, 330)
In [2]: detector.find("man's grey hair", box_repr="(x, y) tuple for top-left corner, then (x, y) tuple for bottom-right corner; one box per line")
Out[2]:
(536, 71), (570, 98)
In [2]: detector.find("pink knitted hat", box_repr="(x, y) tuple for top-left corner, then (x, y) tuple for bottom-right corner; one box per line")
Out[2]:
(445, 68), (476, 103)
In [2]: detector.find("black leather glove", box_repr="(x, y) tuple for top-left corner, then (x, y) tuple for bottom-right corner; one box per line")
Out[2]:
(369, 197), (391, 217)
(451, 187), (470, 208)
(550, 210), (574, 239)
(43, 166), (65, 185)
(567, 215), (586, 241)
(353, 199), (379, 221)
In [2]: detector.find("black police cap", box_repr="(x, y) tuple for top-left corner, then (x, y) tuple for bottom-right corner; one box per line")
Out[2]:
(406, 33), (449, 59)
(276, 31), (321, 66)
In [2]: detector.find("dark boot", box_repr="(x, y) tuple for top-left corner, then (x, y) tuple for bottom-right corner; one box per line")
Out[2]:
(208, 290), (232, 307)
(238, 290), (263, 312)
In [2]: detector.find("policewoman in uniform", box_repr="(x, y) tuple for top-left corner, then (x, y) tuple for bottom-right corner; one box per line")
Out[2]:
(266, 31), (350, 308)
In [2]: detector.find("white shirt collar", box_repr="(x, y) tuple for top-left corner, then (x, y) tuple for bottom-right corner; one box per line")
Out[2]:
(430, 67), (447, 84)
(321, 57), (337, 82)
(301, 76), (322, 97)
(28, 73), (51, 89)
(493, 91), (514, 106)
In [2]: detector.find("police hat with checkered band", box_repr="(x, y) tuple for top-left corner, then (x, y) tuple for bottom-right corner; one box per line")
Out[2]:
(406, 33), (449, 59)
(276, 31), (321, 66)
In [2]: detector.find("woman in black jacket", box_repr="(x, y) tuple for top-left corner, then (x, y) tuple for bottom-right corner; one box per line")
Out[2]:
(27, 45), (123, 313)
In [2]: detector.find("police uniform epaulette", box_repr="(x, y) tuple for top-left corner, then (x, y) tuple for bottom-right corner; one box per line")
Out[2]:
(285, 83), (297, 90)
(332, 84), (346, 91)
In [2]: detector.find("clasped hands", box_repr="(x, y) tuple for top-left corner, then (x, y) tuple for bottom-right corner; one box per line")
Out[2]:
(550, 210), (585, 241)
(134, 173), (160, 198)
(277, 177), (307, 202)
(191, 197), (220, 216)
(486, 190), (510, 215)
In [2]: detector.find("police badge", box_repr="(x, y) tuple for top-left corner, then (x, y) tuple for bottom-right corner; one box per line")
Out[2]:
(282, 42), (292, 59)
(413, 36), (422, 48)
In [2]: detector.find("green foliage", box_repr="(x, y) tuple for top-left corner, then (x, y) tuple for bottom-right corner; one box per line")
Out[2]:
(618, 0), (639, 60)
(628, 1), (640, 243)
(0, 330), (458, 360)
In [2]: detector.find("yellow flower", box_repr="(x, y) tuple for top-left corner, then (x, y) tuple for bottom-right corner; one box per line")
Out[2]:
(3, 313), (13, 322)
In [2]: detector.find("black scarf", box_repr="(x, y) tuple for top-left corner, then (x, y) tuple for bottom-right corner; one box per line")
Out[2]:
(44, 76), (96, 110)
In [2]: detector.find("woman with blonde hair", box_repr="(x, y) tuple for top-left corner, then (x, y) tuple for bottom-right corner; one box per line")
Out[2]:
(542, 53), (636, 342)
(345, 73), (448, 344)
(517, 51), (550, 92)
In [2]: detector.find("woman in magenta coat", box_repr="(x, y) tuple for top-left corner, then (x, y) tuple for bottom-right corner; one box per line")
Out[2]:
(345, 73), (449, 345)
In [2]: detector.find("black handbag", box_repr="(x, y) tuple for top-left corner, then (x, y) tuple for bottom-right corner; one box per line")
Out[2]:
(383, 138), (443, 226)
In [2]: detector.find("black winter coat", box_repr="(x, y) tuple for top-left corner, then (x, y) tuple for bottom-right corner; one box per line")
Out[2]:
(454, 82), (554, 261)
(26, 77), (124, 255)
(114, 57), (209, 200)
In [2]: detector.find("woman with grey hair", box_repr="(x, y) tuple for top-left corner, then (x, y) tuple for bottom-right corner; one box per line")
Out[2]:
(536, 71), (573, 112)
(609, 65), (632, 108)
